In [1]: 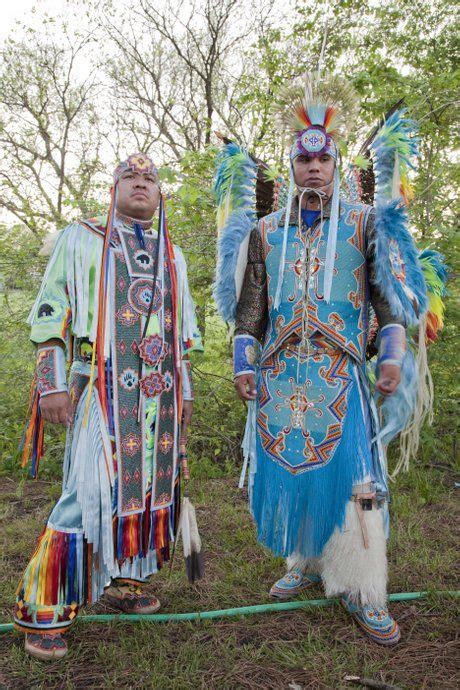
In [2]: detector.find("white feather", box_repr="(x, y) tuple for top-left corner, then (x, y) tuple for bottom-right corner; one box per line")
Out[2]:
(235, 233), (250, 302)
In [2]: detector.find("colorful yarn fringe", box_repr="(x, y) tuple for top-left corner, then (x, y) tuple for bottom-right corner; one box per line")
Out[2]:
(18, 479), (180, 616)
(20, 379), (44, 478)
(18, 527), (89, 608)
(114, 476), (180, 565)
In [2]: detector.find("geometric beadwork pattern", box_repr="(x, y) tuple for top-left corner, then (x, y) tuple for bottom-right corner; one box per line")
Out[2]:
(260, 200), (370, 365)
(113, 249), (145, 515)
(257, 344), (352, 474)
(113, 226), (177, 515)
(36, 347), (59, 394)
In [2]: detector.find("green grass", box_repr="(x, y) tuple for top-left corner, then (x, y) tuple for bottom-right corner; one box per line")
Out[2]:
(0, 289), (458, 688)
(0, 468), (458, 690)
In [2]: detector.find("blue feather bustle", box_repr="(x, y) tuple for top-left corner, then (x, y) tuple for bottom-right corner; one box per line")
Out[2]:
(369, 110), (435, 457)
(213, 212), (254, 323)
(213, 143), (258, 322)
(370, 110), (427, 326)
(371, 200), (428, 326)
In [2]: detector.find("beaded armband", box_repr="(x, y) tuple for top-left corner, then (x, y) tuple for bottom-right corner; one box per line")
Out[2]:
(233, 334), (260, 378)
(36, 345), (68, 397)
(377, 324), (406, 369)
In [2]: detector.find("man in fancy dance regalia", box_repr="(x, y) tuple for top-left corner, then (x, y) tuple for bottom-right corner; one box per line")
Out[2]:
(15, 153), (203, 660)
(214, 74), (446, 645)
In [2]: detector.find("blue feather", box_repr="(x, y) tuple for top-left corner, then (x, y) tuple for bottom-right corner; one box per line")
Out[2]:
(213, 212), (254, 323)
(371, 199), (428, 326)
(372, 109), (418, 201)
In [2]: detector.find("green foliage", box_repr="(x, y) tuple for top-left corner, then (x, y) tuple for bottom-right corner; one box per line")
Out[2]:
(166, 147), (218, 307)
(0, 6), (458, 683)
(188, 313), (245, 478)
(0, 0), (458, 483)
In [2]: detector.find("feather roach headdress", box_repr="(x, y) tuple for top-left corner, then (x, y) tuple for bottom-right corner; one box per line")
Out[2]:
(272, 73), (359, 307)
(276, 72), (359, 161)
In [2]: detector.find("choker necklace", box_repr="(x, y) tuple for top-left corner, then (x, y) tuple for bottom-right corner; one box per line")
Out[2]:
(297, 184), (332, 211)
(115, 212), (153, 231)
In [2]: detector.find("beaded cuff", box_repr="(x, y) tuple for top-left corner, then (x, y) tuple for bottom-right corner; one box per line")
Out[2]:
(36, 345), (68, 397)
(377, 324), (406, 368)
(233, 334), (260, 378)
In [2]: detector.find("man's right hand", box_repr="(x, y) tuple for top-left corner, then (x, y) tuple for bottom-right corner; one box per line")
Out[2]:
(234, 374), (257, 401)
(39, 391), (73, 426)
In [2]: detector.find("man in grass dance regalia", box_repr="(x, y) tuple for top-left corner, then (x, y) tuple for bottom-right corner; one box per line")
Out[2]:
(15, 153), (203, 660)
(214, 74), (445, 646)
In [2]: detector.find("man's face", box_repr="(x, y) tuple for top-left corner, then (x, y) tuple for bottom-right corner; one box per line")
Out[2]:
(292, 153), (335, 189)
(115, 171), (160, 220)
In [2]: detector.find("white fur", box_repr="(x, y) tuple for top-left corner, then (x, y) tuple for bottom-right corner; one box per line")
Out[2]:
(286, 553), (321, 574)
(320, 500), (387, 607)
(285, 501), (387, 608)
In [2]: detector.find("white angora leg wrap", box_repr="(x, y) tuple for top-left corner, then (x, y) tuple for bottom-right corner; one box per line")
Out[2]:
(320, 499), (388, 608)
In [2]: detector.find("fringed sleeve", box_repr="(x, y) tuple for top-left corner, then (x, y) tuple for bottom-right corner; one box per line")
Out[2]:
(173, 246), (203, 356)
(23, 222), (103, 477)
(235, 225), (268, 343)
(27, 224), (76, 356)
(28, 222), (104, 355)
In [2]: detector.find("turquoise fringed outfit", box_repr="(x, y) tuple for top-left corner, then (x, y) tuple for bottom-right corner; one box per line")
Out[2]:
(215, 73), (446, 644)
(235, 199), (396, 567)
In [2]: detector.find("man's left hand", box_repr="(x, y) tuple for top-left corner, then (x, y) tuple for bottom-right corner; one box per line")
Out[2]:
(376, 363), (401, 396)
(182, 400), (194, 436)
